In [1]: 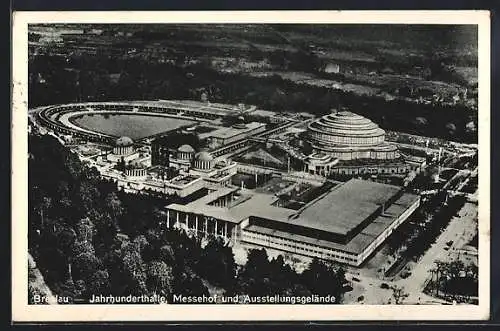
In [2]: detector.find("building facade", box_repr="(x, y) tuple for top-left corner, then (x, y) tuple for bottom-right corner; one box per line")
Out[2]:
(304, 152), (339, 176)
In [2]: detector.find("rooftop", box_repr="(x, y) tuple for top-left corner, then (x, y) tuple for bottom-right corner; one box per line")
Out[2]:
(244, 192), (419, 254)
(167, 179), (403, 234)
(115, 136), (134, 146)
(288, 179), (402, 235)
(195, 151), (214, 161)
(169, 174), (201, 186)
(165, 178), (420, 254)
(167, 188), (295, 224)
(178, 144), (195, 153)
(207, 122), (265, 140)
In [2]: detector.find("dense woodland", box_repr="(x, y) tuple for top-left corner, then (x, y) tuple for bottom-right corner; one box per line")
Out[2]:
(29, 54), (477, 143)
(28, 135), (347, 303)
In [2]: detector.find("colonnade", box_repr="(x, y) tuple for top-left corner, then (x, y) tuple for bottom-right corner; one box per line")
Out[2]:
(194, 159), (213, 170)
(166, 209), (232, 239)
(212, 139), (249, 157)
(113, 145), (134, 155)
(310, 131), (385, 146)
(177, 151), (194, 160)
(209, 192), (235, 207)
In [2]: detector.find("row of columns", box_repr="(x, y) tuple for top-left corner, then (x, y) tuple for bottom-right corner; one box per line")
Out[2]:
(211, 193), (233, 207)
(113, 145), (134, 155)
(166, 209), (230, 239)
(311, 131), (385, 145)
(194, 160), (213, 170)
(177, 151), (194, 160)
(213, 139), (248, 156)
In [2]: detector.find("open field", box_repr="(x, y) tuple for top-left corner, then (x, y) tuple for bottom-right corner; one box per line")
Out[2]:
(72, 113), (196, 140)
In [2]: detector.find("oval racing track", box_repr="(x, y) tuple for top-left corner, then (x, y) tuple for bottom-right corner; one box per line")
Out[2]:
(35, 100), (238, 144)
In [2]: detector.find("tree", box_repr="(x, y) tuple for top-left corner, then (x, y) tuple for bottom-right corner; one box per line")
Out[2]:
(56, 224), (78, 281)
(133, 235), (150, 254)
(235, 250), (315, 298)
(445, 122), (457, 136)
(38, 196), (52, 232)
(75, 218), (95, 243)
(86, 269), (111, 296)
(79, 181), (100, 215)
(151, 207), (167, 226)
(467, 263), (478, 278)
(121, 241), (148, 295)
(243, 248), (270, 279)
(56, 279), (80, 302)
(234, 248), (273, 297)
(391, 285), (409, 304)
(164, 229), (202, 269)
(105, 192), (124, 220)
(300, 258), (345, 302)
(197, 238), (236, 287)
(72, 251), (102, 282)
(146, 261), (174, 297)
(159, 244), (176, 265)
(465, 121), (477, 134)
(72, 240), (96, 259)
(265, 255), (306, 296)
(447, 260), (465, 279)
(176, 271), (210, 298)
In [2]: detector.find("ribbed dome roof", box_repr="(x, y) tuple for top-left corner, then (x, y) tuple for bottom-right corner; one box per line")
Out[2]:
(195, 151), (214, 161)
(320, 111), (378, 129)
(115, 136), (134, 146)
(307, 110), (387, 151)
(128, 159), (146, 169)
(309, 111), (384, 139)
(177, 144), (195, 153)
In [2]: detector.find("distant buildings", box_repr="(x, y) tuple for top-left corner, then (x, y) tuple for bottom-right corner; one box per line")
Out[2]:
(322, 62), (340, 74)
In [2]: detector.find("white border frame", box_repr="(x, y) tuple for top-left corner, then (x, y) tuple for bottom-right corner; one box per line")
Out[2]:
(12, 10), (491, 322)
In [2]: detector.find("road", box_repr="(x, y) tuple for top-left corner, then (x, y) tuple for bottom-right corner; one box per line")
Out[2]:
(28, 254), (58, 304)
(396, 202), (477, 302)
(390, 141), (452, 155)
(345, 201), (477, 304)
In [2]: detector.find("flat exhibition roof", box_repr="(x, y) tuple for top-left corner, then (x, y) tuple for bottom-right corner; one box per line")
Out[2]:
(244, 192), (420, 255)
(289, 179), (402, 235)
(166, 188), (295, 224)
(167, 179), (404, 235)
(166, 179), (420, 254)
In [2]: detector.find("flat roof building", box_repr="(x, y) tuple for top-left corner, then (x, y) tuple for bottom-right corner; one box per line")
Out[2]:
(202, 122), (266, 147)
(165, 178), (420, 266)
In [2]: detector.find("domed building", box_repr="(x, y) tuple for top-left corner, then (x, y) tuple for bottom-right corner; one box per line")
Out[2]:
(177, 144), (195, 161)
(194, 151), (214, 170)
(113, 136), (134, 155)
(166, 144), (196, 171)
(125, 160), (147, 179)
(108, 136), (139, 163)
(307, 111), (399, 161)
